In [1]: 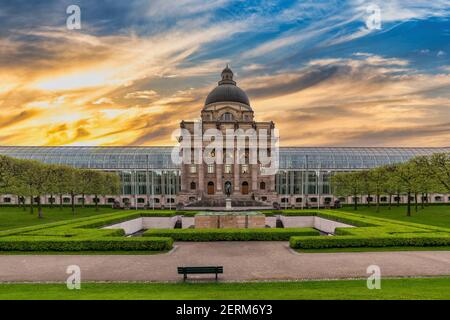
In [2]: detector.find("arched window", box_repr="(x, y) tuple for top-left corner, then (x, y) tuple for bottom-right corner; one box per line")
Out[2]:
(221, 112), (234, 121)
(190, 181), (196, 190)
(259, 181), (266, 190)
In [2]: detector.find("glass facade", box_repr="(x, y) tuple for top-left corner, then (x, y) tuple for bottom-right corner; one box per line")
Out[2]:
(0, 146), (448, 196)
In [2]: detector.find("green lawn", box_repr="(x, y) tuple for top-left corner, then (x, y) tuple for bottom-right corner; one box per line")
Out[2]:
(1, 278), (449, 300)
(0, 206), (119, 231)
(337, 205), (450, 228)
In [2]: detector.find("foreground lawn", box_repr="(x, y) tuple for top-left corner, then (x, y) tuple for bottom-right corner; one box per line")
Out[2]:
(0, 206), (119, 231)
(337, 205), (450, 228)
(0, 278), (449, 300)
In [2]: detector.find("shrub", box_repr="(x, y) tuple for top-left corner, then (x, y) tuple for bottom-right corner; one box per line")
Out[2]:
(144, 228), (320, 241)
(290, 234), (450, 249)
(0, 237), (173, 252)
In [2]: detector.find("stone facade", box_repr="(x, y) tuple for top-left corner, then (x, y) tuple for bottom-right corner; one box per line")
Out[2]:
(195, 214), (266, 229)
(178, 66), (278, 207)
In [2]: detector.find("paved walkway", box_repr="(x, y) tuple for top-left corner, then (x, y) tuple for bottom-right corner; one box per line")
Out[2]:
(1, 242), (449, 282)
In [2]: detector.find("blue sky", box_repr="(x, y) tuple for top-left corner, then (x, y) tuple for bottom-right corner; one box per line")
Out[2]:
(0, 0), (449, 146)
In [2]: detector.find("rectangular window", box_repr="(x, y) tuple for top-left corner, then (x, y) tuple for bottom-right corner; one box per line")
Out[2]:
(224, 164), (232, 174)
(241, 164), (249, 174)
(207, 164), (215, 174)
(190, 165), (197, 174)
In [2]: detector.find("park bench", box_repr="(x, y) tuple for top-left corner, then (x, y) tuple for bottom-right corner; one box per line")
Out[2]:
(177, 266), (223, 281)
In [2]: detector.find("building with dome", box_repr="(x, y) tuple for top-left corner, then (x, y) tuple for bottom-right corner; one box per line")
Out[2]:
(177, 66), (278, 207)
(0, 66), (449, 208)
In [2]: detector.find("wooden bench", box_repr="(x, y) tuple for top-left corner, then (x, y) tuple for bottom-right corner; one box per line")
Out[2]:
(177, 266), (223, 281)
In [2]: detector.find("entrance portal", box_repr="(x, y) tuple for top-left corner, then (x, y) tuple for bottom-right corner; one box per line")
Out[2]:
(241, 181), (249, 195)
(207, 181), (215, 195)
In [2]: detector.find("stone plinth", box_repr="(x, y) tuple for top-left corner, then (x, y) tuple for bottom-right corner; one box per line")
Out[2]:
(225, 198), (232, 211)
(195, 212), (265, 229)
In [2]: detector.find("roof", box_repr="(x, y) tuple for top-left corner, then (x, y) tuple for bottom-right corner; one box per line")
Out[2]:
(204, 66), (251, 107)
(0, 146), (448, 171)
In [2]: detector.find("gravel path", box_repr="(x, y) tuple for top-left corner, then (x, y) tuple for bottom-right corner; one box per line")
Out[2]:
(1, 242), (449, 282)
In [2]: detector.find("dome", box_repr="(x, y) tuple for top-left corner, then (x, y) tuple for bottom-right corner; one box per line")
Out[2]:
(204, 65), (251, 107)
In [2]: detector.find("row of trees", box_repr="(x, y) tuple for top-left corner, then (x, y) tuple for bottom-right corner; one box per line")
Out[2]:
(331, 153), (450, 216)
(0, 155), (120, 218)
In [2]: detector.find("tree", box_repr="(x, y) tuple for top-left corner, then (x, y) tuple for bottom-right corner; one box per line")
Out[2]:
(368, 166), (388, 212)
(360, 170), (374, 207)
(66, 168), (83, 214)
(84, 170), (105, 212)
(0, 155), (17, 196)
(52, 165), (72, 210)
(420, 153), (450, 193)
(393, 161), (420, 216)
(30, 164), (54, 219)
(383, 165), (399, 210)
(15, 159), (39, 214)
(331, 172), (363, 210)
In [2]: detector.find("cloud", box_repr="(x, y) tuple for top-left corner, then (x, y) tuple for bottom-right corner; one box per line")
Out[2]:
(125, 90), (159, 100)
(0, 1), (449, 147)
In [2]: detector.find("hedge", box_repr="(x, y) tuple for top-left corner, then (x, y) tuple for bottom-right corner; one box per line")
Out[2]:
(0, 237), (173, 252)
(290, 234), (450, 249)
(144, 228), (320, 241)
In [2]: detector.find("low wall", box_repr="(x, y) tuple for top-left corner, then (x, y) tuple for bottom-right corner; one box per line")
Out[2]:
(103, 217), (179, 235)
(102, 214), (354, 235)
(280, 216), (354, 234)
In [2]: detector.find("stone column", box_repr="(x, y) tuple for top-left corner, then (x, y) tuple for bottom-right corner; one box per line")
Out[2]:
(234, 161), (240, 192)
(198, 163), (204, 195)
(180, 164), (186, 192)
(251, 164), (258, 192)
(216, 164), (223, 193)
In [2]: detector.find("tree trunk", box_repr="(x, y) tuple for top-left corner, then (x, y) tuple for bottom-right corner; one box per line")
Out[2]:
(29, 195), (34, 214)
(421, 193), (425, 209)
(367, 193), (371, 207)
(376, 193), (380, 213)
(396, 192), (400, 206)
(406, 191), (411, 217)
(388, 194), (392, 210)
(71, 192), (75, 214)
(353, 193), (358, 210)
(50, 194), (54, 209)
(95, 194), (99, 212)
(82, 193), (85, 208)
(37, 196), (43, 219)
(414, 193), (418, 212)
(59, 194), (63, 210)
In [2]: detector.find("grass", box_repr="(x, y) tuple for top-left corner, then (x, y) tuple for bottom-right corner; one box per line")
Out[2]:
(1, 278), (449, 300)
(0, 206), (119, 231)
(337, 205), (450, 228)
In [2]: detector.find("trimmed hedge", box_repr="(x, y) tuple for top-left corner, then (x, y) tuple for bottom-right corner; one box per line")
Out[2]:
(290, 234), (450, 249)
(0, 236), (173, 252)
(0, 210), (180, 252)
(144, 228), (320, 241)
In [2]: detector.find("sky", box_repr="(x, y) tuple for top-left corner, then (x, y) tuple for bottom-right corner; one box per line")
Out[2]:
(0, 0), (449, 147)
